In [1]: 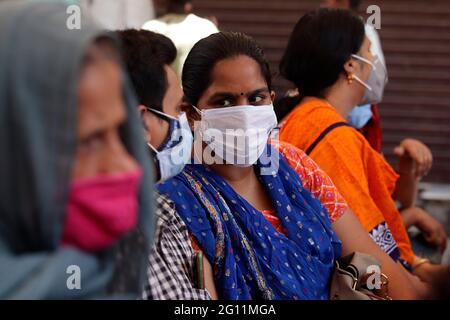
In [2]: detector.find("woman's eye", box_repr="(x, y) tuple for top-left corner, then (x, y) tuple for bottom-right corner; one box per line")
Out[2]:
(79, 133), (103, 151)
(249, 95), (265, 104)
(218, 99), (233, 108)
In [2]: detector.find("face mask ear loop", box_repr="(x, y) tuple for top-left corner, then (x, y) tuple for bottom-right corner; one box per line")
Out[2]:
(352, 74), (373, 92)
(351, 54), (376, 71)
(190, 105), (205, 140)
(191, 105), (204, 116)
(147, 107), (178, 121)
(147, 142), (159, 154)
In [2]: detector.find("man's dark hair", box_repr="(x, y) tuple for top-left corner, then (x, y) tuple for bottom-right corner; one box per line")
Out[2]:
(116, 29), (177, 112)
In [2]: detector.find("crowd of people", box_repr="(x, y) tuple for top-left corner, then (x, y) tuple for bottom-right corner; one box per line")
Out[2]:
(0, 0), (448, 300)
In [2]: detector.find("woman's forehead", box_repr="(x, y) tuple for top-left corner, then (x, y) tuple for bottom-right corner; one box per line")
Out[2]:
(207, 55), (268, 94)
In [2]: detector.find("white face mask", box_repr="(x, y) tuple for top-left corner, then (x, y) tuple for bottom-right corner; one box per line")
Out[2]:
(193, 104), (278, 167)
(147, 110), (193, 182)
(351, 54), (388, 105)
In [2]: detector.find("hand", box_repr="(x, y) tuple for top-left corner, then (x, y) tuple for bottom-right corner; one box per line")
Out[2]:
(399, 261), (432, 299)
(403, 207), (448, 253)
(394, 138), (433, 179)
(413, 261), (450, 293)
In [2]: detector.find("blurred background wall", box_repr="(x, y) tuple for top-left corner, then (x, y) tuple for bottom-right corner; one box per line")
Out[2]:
(193, 0), (450, 184)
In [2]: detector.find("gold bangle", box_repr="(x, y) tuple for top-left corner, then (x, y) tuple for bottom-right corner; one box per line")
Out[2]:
(412, 257), (430, 270)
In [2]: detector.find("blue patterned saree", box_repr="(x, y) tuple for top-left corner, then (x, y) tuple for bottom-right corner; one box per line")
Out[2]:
(157, 145), (342, 300)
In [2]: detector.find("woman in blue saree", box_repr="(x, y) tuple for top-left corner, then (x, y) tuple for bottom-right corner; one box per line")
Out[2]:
(160, 145), (342, 299)
(157, 32), (427, 300)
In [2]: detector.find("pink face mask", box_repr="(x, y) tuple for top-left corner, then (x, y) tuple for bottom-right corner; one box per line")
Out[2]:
(61, 168), (143, 253)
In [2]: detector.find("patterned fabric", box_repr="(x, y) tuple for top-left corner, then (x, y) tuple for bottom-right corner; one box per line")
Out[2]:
(280, 98), (415, 265)
(192, 141), (346, 242)
(158, 143), (343, 300)
(369, 221), (400, 261)
(261, 210), (287, 235)
(271, 140), (347, 223)
(143, 194), (211, 300)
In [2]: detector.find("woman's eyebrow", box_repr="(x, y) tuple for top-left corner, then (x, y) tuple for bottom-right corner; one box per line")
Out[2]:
(208, 88), (270, 101)
(248, 88), (270, 96)
(207, 92), (236, 101)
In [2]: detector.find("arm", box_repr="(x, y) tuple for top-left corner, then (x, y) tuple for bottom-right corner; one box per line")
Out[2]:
(391, 139), (446, 251)
(392, 138), (433, 208)
(412, 259), (450, 285)
(332, 210), (431, 300)
(400, 207), (447, 252)
(393, 161), (419, 209)
(275, 140), (430, 297)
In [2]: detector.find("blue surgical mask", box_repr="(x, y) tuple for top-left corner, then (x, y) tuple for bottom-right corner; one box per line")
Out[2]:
(347, 104), (373, 129)
(147, 109), (193, 182)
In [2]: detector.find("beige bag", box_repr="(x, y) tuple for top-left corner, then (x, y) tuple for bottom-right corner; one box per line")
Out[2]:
(330, 252), (392, 300)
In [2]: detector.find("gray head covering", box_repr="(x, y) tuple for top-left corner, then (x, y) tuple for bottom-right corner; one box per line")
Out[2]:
(0, 0), (154, 299)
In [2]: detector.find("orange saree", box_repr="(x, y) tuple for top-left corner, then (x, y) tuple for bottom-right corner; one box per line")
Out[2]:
(280, 98), (414, 265)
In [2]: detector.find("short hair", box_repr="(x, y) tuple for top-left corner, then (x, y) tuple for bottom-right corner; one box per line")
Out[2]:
(116, 29), (177, 112)
(182, 31), (272, 106)
(280, 8), (365, 99)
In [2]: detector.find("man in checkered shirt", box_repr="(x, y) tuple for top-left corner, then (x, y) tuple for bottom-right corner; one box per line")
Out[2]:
(116, 30), (210, 300)
(143, 193), (211, 299)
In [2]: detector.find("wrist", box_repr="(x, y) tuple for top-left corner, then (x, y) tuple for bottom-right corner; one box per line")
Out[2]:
(412, 210), (427, 228)
(397, 169), (415, 176)
(397, 164), (415, 177)
(412, 257), (431, 271)
(397, 156), (415, 175)
(401, 207), (420, 226)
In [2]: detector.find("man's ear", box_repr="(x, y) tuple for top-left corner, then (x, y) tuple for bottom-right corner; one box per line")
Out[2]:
(138, 104), (151, 131)
(181, 102), (200, 129)
(138, 104), (147, 117)
(137, 104), (153, 143)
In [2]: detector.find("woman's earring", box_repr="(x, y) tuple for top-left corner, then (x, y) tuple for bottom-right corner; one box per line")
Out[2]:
(347, 74), (354, 84)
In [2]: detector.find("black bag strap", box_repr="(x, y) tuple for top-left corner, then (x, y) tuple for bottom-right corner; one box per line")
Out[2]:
(306, 122), (351, 155)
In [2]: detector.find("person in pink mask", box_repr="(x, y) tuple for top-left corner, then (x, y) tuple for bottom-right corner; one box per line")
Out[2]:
(0, 1), (154, 299)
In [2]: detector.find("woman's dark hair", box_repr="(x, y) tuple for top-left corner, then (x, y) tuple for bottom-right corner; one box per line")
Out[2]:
(279, 8), (365, 106)
(274, 92), (302, 121)
(182, 31), (272, 106)
(116, 29), (177, 112)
